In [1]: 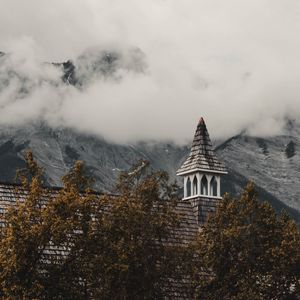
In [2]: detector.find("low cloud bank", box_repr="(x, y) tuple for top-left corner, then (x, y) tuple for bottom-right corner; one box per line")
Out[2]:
(0, 1), (299, 144)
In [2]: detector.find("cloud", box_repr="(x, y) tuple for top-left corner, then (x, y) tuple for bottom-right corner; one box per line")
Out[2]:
(0, 0), (300, 143)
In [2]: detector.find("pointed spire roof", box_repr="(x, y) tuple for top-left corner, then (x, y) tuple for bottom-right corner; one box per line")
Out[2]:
(177, 118), (227, 175)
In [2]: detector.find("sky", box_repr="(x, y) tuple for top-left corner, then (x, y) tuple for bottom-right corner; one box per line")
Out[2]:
(0, 0), (299, 144)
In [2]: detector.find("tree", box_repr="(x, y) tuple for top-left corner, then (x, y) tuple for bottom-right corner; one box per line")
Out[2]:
(52, 161), (191, 299)
(89, 161), (191, 299)
(40, 160), (98, 299)
(0, 151), (53, 298)
(194, 182), (300, 300)
(0, 155), (191, 299)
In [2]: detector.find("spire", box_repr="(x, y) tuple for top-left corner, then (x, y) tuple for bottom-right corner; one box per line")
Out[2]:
(198, 117), (205, 125)
(177, 118), (227, 175)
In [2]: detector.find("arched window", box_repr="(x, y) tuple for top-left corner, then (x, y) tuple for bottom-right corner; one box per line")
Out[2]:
(193, 176), (198, 195)
(201, 175), (208, 195)
(210, 176), (218, 196)
(186, 177), (191, 197)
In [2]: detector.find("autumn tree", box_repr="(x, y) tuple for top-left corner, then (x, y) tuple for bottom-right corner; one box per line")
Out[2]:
(40, 160), (98, 299)
(87, 161), (191, 299)
(50, 161), (192, 299)
(0, 151), (52, 298)
(194, 182), (300, 300)
(0, 155), (191, 299)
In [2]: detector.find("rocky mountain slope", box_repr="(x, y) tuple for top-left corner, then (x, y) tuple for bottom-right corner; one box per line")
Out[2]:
(0, 122), (299, 223)
(0, 123), (188, 191)
(216, 119), (300, 222)
(217, 130), (300, 212)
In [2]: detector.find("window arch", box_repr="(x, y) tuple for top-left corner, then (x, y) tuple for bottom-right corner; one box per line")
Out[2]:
(193, 176), (198, 195)
(186, 177), (191, 197)
(201, 175), (208, 195)
(210, 176), (218, 196)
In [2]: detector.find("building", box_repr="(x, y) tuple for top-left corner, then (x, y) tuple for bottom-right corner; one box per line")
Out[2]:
(177, 117), (227, 225)
(0, 117), (226, 299)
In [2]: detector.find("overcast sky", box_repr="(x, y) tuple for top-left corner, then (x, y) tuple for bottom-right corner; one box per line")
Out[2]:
(0, 0), (299, 144)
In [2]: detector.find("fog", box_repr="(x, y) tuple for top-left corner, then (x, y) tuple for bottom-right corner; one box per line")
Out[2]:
(0, 0), (299, 144)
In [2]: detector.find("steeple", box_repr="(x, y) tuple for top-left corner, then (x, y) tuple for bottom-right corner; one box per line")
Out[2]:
(177, 118), (227, 201)
(177, 117), (226, 175)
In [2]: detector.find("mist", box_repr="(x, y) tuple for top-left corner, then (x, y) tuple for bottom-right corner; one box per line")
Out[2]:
(0, 0), (300, 144)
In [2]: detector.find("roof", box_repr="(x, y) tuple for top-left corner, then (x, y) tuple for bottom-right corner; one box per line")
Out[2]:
(177, 118), (227, 175)
(0, 181), (199, 299)
(0, 181), (198, 242)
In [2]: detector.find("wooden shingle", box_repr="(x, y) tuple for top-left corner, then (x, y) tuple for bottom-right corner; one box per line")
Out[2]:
(177, 117), (227, 174)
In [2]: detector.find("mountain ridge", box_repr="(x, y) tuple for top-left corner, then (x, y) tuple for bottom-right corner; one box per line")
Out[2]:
(0, 122), (298, 224)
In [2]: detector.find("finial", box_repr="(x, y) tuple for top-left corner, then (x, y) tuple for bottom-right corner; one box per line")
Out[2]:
(199, 117), (205, 125)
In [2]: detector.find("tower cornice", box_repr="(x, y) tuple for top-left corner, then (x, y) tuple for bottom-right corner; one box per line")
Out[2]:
(177, 168), (228, 176)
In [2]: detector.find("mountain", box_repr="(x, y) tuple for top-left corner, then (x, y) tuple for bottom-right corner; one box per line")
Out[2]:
(0, 122), (299, 224)
(0, 123), (188, 191)
(0, 50), (299, 223)
(216, 120), (300, 212)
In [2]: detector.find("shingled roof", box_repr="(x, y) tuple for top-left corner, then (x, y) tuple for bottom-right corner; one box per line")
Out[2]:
(0, 182), (199, 299)
(177, 118), (227, 175)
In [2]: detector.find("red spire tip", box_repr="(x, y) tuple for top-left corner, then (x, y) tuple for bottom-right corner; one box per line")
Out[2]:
(198, 117), (205, 125)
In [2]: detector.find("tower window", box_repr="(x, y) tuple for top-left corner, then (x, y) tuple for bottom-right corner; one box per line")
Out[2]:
(201, 175), (208, 195)
(210, 176), (218, 196)
(186, 177), (191, 197)
(193, 176), (198, 195)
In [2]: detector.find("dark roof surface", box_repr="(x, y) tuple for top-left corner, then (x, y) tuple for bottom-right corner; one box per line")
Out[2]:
(177, 118), (227, 175)
(0, 182), (199, 299)
(0, 182), (199, 244)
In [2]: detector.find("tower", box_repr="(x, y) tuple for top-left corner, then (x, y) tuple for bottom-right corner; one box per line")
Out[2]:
(177, 117), (227, 224)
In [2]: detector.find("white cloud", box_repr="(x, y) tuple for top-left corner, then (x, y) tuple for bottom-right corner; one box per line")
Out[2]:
(0, 0), (300, 143)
